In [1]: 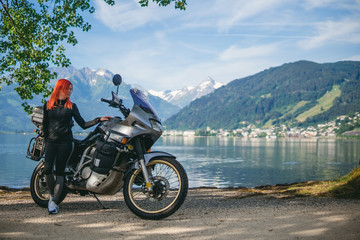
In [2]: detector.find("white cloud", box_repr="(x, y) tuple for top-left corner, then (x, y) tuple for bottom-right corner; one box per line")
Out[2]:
(214, 0), (285, 32)
(94, 0), (176, 31)
(346, 55), (360, 61)
(298, 19), (360, 49)
(303, 0), (339, 10)
(110, 47), (279, 91)
(302, 0), (360, 11)
(162, 0), (289, 32)
(67, 0), (360, 91)
(219, 44), (278, 61)
(152, 57), (281, 90)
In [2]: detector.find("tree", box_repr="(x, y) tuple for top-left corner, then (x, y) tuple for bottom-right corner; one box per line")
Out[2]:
(139, 0), (186, 9)
(0, 0), (186, 113)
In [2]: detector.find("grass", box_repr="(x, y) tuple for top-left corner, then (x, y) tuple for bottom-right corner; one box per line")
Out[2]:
(262, 101), (310, 128)
(296, 85), (341, 122)
(235, 165), (360, 199)
(285, 100), (310, 116)
(262, 119), (274, 128)
(261, 84), (342, 127)
(289, 165), (360, 198)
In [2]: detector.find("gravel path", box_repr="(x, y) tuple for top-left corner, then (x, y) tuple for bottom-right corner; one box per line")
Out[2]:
(1, 188), (360, 240)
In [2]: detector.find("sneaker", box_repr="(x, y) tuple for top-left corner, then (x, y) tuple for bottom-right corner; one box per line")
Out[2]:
(48, 196), (54, 209)
(48, 198), (59, 214)
(48, 196), (53, 209)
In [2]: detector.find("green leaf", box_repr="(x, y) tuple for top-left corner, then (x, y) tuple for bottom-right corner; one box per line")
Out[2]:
(0, 0), (187, 114)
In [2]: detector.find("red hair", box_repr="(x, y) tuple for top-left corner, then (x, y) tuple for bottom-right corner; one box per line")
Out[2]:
(47, 79), (73, 110)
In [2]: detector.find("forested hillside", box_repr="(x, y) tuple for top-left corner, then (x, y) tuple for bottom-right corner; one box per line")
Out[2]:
(164, 61), (360, 130)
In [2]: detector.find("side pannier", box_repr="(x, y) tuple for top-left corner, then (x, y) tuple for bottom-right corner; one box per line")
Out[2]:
(27, 106), (46, 161)
(31, 106), (44, 128)
(91, 140), (118, 174)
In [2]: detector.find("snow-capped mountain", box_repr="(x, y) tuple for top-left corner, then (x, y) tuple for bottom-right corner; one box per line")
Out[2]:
(0, 66), (180, 132)
(50, 66), (114, 87)
(149, 77), (223, 108)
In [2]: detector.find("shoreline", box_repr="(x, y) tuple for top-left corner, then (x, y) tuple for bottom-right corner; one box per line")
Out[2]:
(0, 181), (321, 192)
(1, 186), (359, 239)
(3, 131), (360, 140)
(0, 179), (349, 197)
(0, 131), (341, 138)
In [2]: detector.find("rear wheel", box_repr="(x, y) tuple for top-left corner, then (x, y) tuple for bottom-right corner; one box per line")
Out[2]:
(123, 157), (188, 220)
(30, 161), (67, 208)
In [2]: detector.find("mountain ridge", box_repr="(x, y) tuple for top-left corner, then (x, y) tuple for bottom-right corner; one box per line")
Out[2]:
(2, 61), (359, 132)
(164, 60), (360, 130)
(149, 77), (223, 108)
(0, 66), (180, 132)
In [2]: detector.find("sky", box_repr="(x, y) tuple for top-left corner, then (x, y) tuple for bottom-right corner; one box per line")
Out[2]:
(65, 0), (360, 91)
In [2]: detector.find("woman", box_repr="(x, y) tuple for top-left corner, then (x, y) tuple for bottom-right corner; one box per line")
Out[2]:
(43, 79), (111, 214)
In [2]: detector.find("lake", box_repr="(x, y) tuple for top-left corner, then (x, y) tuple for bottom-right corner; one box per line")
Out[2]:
(1, 134), (359, 189)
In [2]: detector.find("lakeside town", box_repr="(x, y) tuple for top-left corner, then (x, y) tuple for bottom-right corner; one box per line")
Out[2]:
(2, 112), (360, 139)
(163, 112), (360, 138)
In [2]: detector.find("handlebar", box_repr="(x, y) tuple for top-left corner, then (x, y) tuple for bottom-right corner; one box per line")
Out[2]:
(101, 97), (130, 118)
(101, 98), (111, 104)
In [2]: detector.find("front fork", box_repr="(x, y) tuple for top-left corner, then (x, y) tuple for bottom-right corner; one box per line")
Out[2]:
(135, 139), (153, 192)
(139, 159), (152, 191)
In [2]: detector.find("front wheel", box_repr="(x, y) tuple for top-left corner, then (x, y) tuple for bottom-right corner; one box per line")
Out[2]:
(30, 161), (67, 208)
(123, 157), (188, 220)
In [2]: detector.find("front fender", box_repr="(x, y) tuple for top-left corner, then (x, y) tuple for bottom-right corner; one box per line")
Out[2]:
(143, 151), (175, 164)
(124, 151), (176, 177)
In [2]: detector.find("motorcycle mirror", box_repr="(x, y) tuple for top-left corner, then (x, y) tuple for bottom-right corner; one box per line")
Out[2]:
(113, 74), (122, 86)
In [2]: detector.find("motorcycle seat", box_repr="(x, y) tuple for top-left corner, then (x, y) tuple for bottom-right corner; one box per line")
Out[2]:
(73, 131), (97, 146)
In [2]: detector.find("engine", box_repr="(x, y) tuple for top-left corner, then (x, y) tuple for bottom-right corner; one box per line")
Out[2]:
(68, 140), (128, 194)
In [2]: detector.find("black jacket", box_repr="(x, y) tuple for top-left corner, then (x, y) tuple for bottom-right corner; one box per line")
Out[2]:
(43, 99), (100, 142)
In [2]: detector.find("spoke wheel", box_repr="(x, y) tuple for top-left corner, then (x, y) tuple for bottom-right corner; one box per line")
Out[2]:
(123, 157), (188, 220)
(30, 161), (67, 208)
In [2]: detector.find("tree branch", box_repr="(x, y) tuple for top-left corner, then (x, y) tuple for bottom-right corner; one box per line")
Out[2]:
(0, 0), (29, 47)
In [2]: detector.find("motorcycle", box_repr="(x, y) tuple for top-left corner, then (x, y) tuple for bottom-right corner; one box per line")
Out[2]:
(26, 74), (188, 220)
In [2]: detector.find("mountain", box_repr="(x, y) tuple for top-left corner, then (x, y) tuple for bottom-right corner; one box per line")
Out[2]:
(0, 66), (180, 132)
(149, 77), (223, 108)
(164, 61), (360, 130)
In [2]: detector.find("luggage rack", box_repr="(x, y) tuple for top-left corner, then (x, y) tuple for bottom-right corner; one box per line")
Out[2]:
(27, 136), (45, 161)
(27, 106), (45, 161)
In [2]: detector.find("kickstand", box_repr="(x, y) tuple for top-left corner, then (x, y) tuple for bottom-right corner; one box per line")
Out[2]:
(92, 193), (109, 209)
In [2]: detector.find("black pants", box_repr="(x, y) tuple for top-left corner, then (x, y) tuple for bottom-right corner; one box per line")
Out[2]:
(44, 141), (73, 176)
(44, 141), (73, 203)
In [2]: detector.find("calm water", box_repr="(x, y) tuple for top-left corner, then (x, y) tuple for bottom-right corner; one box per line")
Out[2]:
(1, 134), (359, 189)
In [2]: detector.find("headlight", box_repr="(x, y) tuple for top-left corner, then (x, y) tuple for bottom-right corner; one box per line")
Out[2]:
(150, 119), (162, 132)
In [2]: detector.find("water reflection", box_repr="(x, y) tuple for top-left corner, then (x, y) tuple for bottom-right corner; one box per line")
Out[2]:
(0, 134), (39, 188)
(1, 134), (360, 189)
(155, 136), (360, 188)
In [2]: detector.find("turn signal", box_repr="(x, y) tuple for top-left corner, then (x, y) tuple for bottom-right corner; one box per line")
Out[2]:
(121, 138), (128, 144)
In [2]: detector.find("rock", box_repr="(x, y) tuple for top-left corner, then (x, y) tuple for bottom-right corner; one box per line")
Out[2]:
(342, 130), (360, 136)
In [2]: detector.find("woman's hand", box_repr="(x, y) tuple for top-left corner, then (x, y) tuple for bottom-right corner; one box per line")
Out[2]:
(100, 116), (112, 122)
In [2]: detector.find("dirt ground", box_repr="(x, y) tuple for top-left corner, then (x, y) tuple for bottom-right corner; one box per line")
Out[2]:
(0, 188), (359, 240)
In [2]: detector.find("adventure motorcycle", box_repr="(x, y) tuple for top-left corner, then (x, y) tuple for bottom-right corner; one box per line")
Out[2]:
(26, 74), (188, 220)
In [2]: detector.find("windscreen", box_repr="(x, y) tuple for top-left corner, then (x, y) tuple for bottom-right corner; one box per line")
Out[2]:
(130, 88), (159, 120)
